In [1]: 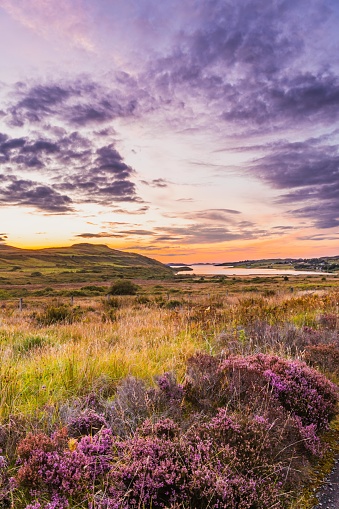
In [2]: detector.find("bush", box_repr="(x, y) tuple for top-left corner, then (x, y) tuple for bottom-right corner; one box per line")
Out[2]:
(135, 295), (151, 305)
(165, 299), (182, 309)
(104, 297), (121, 309)
(318, 313), (338, 330)
(34, 305), (84, 326)
(67, 409), (108, 438)
(219, 354), (338, 430)
(107, 280), (139, 296)
(304, 343), (339, 376)
(6, 355), (339, 508)
(14, 410), (309, 509)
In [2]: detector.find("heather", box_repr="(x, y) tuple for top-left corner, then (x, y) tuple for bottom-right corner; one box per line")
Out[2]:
(0, 354), (337, 508)
(0, 277), (338, 507)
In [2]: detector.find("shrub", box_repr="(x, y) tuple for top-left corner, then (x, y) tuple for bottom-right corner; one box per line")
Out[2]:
(14, 414), (291, 509)
(183, 353), (226, 411)
(107, 435), (188, 508)
(67, 409), (108, 438)
(107, 377), (154, 437)
(165, 299), (182, 309)
(16, 428), (114, 505)
(304, 343), (339, 376)
(8, 354), (339, 508)
(34, 305), (83, 326)
(107, 280), (139, 296)
(103, 297), (121, 309)
(107, 373), (184, 438)
(0, 455), (12, 507)
(135, 295), (151, 305)
(219, 354), (338, 430)
(318, 313), (338, 330)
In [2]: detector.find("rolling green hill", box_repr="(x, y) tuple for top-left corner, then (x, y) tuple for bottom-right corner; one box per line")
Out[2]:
(0, 243), (174, 288)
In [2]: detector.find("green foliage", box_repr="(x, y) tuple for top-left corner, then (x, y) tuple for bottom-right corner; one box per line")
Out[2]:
(135, 295), (151, 305)
(108, 280), (139, 296)
(13, 335), (50, 355)
(104, 297), (121, 309)
(32, 287), (55, 297)
(165, 299), (182, 309)
(34, 304), (84, 326)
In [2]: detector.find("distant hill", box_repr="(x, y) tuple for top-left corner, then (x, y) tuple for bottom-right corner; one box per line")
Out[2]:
(216, 255), (339, 273)
(0, 243), (174, 285)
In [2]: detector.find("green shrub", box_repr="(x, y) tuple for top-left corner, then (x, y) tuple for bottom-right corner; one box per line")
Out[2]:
(108, 280), (139, 296)
(34, 304), (83, 326)
(165, 300), (182, 309)
(136, 295), (151, 305)
(104, 297), (121, 309)
(263, 289), (276, 297)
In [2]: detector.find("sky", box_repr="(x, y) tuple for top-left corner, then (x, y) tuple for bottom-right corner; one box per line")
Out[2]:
(0, 0), (339, 263)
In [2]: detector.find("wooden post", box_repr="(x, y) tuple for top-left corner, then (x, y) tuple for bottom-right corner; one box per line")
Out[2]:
(19, 298), (23, 311)
(70, 295), (74, 306)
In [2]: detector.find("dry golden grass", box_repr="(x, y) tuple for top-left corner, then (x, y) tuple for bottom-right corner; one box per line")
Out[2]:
(0, 278), (338, 420)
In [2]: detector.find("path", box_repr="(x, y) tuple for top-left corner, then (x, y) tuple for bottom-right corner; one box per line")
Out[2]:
(313, 458), (339, 509)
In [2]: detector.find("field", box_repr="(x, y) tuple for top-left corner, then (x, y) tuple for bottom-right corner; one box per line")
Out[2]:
(0, 268), (338, 508)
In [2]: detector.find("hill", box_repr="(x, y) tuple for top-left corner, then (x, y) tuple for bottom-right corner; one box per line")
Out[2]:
(0, 243), (174, 288)
(216, 255), (339, 273)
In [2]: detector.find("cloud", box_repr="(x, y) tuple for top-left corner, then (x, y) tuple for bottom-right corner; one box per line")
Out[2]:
(249, 138), (339, 228)
(112, 222), (269, 245)
(0, 0), (95, 51)
(7, 78), (143, 128)
(181, 208), (242, 222)
(297, 233), (339, 241)
(163, 209), (243, 224)
(141, 178), (169, 188)
(0, 129), (141, 207)
(151, 224), (263, 244)
(75, 232), (123, 238)
(0, 176), (73, 212)
(113, 206), (149, 214)
(2, 0), (339, 243)
(140, 0), (339, 135)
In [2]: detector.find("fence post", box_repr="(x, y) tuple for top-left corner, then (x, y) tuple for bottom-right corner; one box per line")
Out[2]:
(70, 295), (74, 306)
(19, 298), (23, 311)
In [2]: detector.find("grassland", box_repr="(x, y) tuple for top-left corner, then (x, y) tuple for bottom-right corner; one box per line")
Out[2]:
(0, 243), (175, 292)
(0, 251), (338, 508)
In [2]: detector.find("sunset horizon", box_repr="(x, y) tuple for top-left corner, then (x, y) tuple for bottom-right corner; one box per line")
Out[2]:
(1, 0), (339, 263)
(2, 238), (339, 265)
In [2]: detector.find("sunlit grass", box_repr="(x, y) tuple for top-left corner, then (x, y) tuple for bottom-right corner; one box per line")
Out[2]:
(0, 277), (338, 508)
(0, 280), (337, 421)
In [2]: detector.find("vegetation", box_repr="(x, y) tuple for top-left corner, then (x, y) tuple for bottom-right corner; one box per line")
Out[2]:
(217, 254), (339, 273)
(0, 243), (175, 286)
(107, 280), (140, 296)
(0, 260), (338, 508)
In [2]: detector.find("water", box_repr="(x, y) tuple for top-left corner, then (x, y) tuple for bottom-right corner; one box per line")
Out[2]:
(177, 265), (329, 276)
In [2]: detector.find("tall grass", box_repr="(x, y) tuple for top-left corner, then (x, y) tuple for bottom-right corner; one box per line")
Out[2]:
(0, 286), (337, 419)
(0, 282), (338, 507)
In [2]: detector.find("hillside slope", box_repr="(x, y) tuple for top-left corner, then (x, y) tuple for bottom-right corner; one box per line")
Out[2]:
(0, 243), (174, 284)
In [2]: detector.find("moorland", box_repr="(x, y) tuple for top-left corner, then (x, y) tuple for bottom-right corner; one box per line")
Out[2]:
(0, 243), (338, 509)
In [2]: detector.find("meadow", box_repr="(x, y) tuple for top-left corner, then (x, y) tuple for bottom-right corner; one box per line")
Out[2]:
(0, 271), (338, 508)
